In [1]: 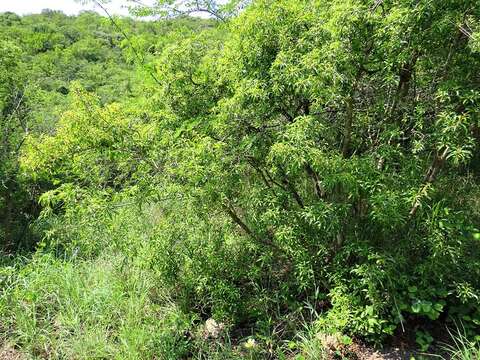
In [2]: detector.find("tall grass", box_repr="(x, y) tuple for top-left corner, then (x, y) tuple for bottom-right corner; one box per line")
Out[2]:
(437, 327), (480, 360)
(0, 252), (193, 359)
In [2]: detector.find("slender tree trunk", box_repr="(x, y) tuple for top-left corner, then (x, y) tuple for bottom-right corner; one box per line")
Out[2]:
(409, 146), (449, 217)
(341, 97), (354, 157)
(2, 187), (13, 252)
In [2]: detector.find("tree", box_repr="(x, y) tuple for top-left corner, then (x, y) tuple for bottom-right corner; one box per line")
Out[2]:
(0, 40), (32, 251)
(151, 0), (480, 338)
(84, 0), (250, 21)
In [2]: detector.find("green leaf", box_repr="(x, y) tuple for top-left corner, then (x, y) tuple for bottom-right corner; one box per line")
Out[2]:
(411, 302), (422, 314)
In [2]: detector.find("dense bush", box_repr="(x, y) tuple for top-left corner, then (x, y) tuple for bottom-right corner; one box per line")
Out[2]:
(142, 0), (480, 342)
(1, 0), (480, 358)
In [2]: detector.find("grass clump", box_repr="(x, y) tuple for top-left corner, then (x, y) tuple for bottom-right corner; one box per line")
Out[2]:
(0, 252), (193, 359)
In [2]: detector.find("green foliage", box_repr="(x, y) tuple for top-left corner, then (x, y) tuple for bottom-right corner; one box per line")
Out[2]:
(440, 328), (480, 360)
(0, 39), (37, 251)
(0, 9), (213, 252)
(146, 0), (480, 344)
(415, 330), (434, 352)
(2, 0), (480, 357)
(141, 0), (480, 347)
(0, 252), (194, 359)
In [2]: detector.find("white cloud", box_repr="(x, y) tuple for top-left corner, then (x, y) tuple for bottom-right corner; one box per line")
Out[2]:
(0, 0), (130, 16)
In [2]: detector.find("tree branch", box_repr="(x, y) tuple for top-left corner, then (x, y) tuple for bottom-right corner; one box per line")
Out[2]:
(409, 146), (449, 217)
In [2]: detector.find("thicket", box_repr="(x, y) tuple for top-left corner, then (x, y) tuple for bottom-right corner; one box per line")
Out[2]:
(0, 9), (213, 251)
(1, 0), (480, 358)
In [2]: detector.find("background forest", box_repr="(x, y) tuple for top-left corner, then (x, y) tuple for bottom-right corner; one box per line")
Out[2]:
(1, 1), (480, 359)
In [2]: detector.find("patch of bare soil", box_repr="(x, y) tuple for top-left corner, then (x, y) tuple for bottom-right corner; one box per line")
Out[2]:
(317, 333), (420, 359)
(348, 343), (416, 359)
(348, 342), (443, 360)
(0, 345), (24, 360)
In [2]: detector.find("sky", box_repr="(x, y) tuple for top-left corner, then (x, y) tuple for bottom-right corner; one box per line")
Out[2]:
(0, 0), (132, 16)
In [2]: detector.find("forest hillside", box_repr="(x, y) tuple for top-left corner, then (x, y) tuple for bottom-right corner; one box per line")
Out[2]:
(1, 1), (480, 359)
